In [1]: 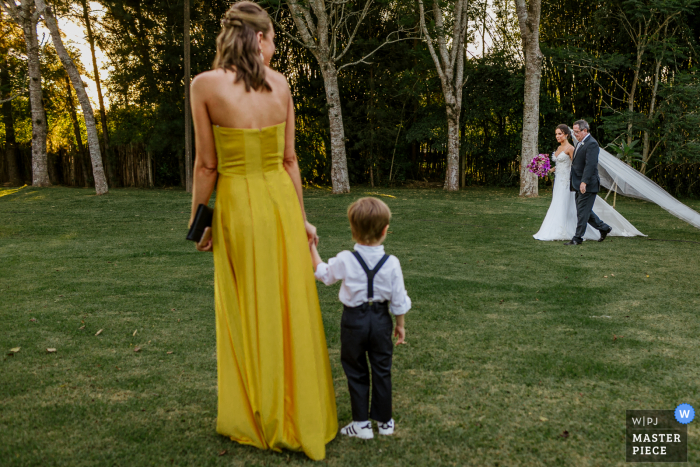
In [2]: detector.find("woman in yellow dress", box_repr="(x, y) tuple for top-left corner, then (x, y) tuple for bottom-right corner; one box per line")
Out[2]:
(187, 2), (337, 460)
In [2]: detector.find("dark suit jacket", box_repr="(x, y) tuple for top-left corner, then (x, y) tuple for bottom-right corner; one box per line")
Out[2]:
(570, 135), (601, 193)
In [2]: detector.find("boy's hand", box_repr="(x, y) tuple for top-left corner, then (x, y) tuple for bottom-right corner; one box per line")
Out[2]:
(309, 241), (322, 272)
(394, 325), (406, 345)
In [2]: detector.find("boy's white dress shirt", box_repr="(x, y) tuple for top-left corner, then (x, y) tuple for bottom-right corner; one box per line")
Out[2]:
(314, 244), (411, 316)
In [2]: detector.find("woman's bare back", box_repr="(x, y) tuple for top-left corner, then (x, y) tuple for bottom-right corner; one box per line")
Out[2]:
(193, 67), (290, 129)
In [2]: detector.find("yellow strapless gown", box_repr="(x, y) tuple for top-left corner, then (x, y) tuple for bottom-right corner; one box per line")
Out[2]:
(211, 122), (337, 460)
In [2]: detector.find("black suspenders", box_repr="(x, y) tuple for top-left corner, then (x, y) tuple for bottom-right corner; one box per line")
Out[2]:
(351, 251), (390, 303)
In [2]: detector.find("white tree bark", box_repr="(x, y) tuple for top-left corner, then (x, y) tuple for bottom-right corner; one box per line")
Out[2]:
(278, 0), (412, 193)
(81, 0), (112, 185)
(282, 0), (354, 193)
(515, 0), (542, 198)
(320, 64), (350, 193)
(34, 0), (108, 194)
(1, 0), (50, 186)
(417, 0), (469, 191)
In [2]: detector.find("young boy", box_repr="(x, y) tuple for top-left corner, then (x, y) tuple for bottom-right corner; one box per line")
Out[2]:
(310, 197), (411, 440)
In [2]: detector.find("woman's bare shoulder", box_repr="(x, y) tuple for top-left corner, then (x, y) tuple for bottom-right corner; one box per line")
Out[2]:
(191, 68), (232, 89)
(266, 68), (290, 91)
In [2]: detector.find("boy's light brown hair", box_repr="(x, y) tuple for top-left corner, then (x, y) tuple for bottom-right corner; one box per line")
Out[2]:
(347, 197), (392, 244)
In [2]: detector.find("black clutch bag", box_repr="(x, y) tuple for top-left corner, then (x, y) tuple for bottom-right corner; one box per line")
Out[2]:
(186, 204), (214, 242)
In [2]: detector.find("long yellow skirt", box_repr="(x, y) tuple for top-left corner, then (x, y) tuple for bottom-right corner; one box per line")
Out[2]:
(211, 123), (337, 460)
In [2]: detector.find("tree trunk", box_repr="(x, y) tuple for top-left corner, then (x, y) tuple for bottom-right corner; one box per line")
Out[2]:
(281, 0), (410, 193)
(283, 0), (397, 194)
(641, 56), (662, 175)
(416, 0), (468, 192)
(19, 2), (50, 186)
(64, 75), (90, 187)
(184, 0), (193, 193)
(626, 49), (644, 146)
(147, 150), (154, 187)
(81, 0), (113, 186)
(178, 149), (185, 187)
(445, 103), (461, 190)
(35, 0), (108, 194)
(519, 56), (541, 197)
(1, 57), (22, 185)
(369, 65), (374, 188)
(320, 65), (351, 193)
(132, 2), (158, 96)
(515, 0), (542, 198)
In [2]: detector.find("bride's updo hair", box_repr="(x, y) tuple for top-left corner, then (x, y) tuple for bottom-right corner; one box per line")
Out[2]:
(213, 1), (272, 92)
(556, 124), (571, 138)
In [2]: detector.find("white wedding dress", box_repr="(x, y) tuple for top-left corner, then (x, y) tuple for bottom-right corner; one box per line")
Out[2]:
(533, 151), (645, 241)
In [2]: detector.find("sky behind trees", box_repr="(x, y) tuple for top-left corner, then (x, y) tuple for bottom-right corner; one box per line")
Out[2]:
(36, 1), (109, 106)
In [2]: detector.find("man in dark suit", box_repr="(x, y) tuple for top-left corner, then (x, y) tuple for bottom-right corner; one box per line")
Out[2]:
(567, 120), (612, 245)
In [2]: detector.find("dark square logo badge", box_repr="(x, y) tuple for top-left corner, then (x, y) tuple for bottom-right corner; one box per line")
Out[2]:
(626, 410), (687, 462)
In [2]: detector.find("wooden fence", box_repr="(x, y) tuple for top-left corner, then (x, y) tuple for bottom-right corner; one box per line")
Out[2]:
(113, 143), (154, 188)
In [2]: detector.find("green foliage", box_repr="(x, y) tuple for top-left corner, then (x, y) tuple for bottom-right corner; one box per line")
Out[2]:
(96, 0), (232, 185)
(462, 56), (523, 158)
(608, 139), (643, 165)
(1, 14), (93, 183)
(542, 0), (700, 173)
(656, 68), (700, 162)
(3, 0), (699, 190)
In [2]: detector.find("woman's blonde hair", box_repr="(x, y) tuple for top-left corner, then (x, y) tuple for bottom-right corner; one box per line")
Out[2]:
(347, 197), (392, 244)
(213, 1), (272, 92)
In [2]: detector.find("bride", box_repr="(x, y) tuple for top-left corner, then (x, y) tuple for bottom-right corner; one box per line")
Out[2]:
(534, 124), (645, 241)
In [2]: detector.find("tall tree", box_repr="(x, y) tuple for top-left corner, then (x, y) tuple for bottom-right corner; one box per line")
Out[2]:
(80, 0), (113, 185)
(184, 0), (192, 193)
(34, 0), (108, 194)
(0, 0), (50, 186)
(613, 0), (686, 149)
(63, 75), (90, 186)
(272, 1), (412, 193)
(417, 0), (470, 191)
(0, 43), (23, 185)
(600, 0), (696, 173)
(558, 0), (700, 173)
(515, 0), (542, 197)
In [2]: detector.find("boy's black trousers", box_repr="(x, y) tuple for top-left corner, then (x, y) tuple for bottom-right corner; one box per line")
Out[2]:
(340, 301), (393, 423)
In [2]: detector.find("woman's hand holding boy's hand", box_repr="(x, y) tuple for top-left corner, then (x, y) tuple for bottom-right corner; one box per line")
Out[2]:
(305, 220), (319, 247)
(309, 240), (322, 272)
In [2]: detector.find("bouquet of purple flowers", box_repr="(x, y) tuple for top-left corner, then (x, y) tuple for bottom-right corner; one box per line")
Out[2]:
(527, 154), (551, 178)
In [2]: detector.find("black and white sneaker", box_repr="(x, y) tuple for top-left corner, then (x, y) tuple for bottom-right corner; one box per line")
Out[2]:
(377, 418), (395, 435)
(340, 421), (374, 439)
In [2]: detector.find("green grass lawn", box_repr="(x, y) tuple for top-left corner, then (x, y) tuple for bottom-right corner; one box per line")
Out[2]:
(1, 185), (699, 466)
